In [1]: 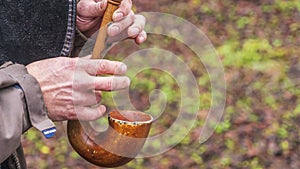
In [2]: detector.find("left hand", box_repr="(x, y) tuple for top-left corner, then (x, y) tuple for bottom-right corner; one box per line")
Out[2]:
(26, 57), (130, 121)
(76, 0), (147, 44)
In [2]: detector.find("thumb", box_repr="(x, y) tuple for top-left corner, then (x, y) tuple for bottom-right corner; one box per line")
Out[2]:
(92, 0), (108, 17)
(77, 0), (107, 18)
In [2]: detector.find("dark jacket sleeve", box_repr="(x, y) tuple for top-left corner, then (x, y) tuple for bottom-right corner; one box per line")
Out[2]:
(0, 0), (75, 65)
(0, 62), (56, 163)
(0, 0), (76, 163)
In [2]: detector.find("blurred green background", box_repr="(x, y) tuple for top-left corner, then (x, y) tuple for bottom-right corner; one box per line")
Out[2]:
(22, 0), (300, 168)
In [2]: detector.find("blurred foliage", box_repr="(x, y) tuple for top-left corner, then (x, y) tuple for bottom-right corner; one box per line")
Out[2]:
(22, 0), (300, 168)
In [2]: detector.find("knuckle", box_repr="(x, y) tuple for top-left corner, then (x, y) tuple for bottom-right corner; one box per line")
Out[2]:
(106, 79), (113, 90)
(123, 6), (131, 15)
(129, 11), (135, 22)
(62, 57), (76, 69)
(73, 74), (85, 89)
(98, 60), (107, 72)
(121, 0), (132, 13)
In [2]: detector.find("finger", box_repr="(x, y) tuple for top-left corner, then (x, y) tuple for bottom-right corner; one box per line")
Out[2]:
(108, 10), (135, 37)
(74, 105), (107, 121)
(106, 28), (129, 43)
(135, 30), (147, 44)
(127, 14), (146, 38)
(93, 76), (130, 91)
(92, 0), (107, 17)
(81, 59), (128, 75)
(77, 0), (107, 17)
(112, 0), (132, 21)
(72, 90), (102, 106)
(82, 55), (92, 59)
(77, 16), (101, 32)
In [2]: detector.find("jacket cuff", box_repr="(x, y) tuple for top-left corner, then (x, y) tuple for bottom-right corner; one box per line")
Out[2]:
(0, 62), (56, 138)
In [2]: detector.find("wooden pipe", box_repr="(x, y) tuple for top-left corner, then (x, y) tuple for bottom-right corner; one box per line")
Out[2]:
(67, 1), (153, 167)
(67, 110), (153, 167)
(91, 0), (122, 59)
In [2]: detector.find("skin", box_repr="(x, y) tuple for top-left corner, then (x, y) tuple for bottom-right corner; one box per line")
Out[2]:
(76, 0), (147, 44)
(26, 0), (146, 121)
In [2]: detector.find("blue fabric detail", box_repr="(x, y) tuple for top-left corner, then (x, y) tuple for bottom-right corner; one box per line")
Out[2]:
(42, 127), (56, 139)
(13, 84), (22, 89)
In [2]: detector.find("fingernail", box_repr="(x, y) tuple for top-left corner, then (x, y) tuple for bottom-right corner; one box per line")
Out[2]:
(109, 26), (120, 36)
(129, 27), (140, 36)
(120, 64), (127, 73)
(139, 36), (145, 43)
(113, 12), (123, 21)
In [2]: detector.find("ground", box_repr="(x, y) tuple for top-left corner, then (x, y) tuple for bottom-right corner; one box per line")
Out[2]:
(23, 0), (300, 168)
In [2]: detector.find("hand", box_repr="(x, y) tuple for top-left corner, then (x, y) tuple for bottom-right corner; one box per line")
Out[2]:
(76, 0), (147, 44)
(26, 57), (130, 121)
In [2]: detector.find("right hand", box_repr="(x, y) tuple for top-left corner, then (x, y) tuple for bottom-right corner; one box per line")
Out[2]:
(76, 0), (147, 44)
(26, 57), (130, 121)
